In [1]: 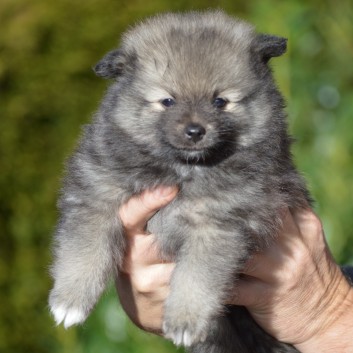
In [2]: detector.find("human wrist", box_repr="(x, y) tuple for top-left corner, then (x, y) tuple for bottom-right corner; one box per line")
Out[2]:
(294, 277), (353, 353)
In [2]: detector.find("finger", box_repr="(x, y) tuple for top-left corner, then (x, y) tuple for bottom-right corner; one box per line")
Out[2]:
(122, 235), (167, 272)
(116, 263), (174, 334)
(119, 186), (178, 234)
(240, 209), (302, 281)
(229, 276), (270, 307)
(290, 208), (323, 244)
(279, 207), (301, 240)
(130, 263), (175, 294)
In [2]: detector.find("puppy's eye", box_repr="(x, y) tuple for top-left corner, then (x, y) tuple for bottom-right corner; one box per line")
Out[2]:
(213, 97), (228, 109)
(161, 98), (175, 107)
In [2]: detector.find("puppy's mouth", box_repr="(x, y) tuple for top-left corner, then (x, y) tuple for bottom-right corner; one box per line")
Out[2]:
(175, 148), (209, 163)
(165, 138), (236, 166)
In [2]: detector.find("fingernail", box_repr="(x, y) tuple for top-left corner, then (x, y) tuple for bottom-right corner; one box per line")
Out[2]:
(153, 186), (177, 199)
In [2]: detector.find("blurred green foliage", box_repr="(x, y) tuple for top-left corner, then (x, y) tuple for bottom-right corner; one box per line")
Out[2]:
(0, 0), (352, 352)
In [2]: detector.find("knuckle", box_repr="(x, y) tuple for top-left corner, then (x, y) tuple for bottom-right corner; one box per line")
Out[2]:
(134, 273), (156, 294)
(305, 211), (324, 242)
(118, 205), (133, 229)
(307, 210), (323, 229)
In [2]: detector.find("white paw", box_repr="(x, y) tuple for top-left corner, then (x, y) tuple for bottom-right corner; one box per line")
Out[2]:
(163, 323), (207, 347)
(50, 305), (86, 328)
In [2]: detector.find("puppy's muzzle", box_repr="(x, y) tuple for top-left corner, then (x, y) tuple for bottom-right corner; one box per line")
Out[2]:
(184, 123), (206, 144)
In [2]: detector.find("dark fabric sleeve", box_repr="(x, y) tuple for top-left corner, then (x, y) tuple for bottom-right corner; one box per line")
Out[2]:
(341, 265), (353, 285)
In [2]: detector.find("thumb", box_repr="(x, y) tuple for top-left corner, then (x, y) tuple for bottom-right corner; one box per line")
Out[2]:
(119, 186), (178, 234)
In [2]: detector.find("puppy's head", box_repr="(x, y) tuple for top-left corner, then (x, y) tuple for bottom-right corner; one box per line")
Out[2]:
(94, 11), (287, 164)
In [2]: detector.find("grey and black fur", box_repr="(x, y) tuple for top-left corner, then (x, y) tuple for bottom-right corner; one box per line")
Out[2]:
(49, 11), (312, 353)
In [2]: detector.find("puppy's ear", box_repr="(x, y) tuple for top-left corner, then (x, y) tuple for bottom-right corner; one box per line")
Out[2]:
(253, 34), (287, 63)
(93, 49), (128, 79)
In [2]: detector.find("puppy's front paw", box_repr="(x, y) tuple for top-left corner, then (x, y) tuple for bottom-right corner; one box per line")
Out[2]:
(162, 318), (208, 347)
(50, 304), (87, 328)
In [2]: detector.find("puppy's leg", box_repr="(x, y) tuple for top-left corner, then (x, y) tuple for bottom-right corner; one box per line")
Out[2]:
(49, 204), (124, 328)
(162, 227), (248, 347)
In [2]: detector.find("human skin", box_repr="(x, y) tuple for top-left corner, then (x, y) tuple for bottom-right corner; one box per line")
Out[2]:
(116, 186), (353, 352)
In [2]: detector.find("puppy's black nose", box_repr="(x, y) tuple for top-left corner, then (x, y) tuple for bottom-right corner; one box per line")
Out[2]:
(184, 123), (206, 143)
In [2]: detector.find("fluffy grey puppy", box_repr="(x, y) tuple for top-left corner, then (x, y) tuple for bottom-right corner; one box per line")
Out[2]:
(49, 11), (311, 353)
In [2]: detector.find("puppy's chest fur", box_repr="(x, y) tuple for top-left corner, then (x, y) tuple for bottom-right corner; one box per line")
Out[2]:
(143, 160), (289, 259)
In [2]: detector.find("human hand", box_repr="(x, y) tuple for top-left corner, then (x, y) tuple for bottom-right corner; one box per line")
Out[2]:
(116, 186), (178, 334)
(232, 208), (353, 352)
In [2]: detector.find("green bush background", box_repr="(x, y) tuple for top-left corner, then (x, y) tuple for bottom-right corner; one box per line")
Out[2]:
(1, 0), (352, 352)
